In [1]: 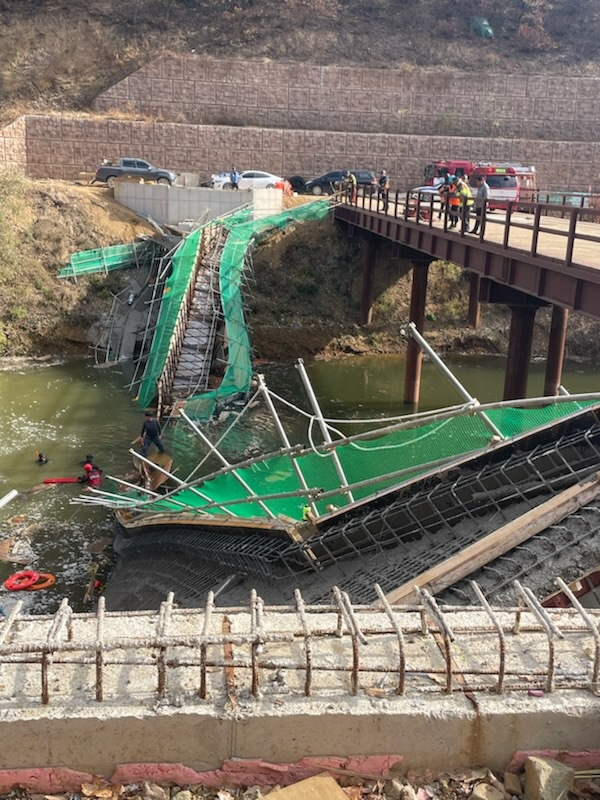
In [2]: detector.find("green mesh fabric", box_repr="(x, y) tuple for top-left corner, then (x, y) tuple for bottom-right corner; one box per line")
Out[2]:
(184, 201), (331, 421)
(58, 241), (153, 278)
(136, 228), (203, 408)
(126, 400), (597, 522)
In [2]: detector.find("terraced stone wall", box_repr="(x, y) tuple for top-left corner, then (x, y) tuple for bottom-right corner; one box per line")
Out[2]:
(94, 56), (600, 144)
(0, 113), (594, 192)
(0, 117), (27, 172)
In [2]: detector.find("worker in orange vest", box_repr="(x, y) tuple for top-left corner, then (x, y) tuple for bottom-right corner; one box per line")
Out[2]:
(447, 175), (461, 228)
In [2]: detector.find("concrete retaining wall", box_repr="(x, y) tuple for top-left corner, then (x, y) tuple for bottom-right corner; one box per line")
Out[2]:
(0, 117), (27, 171)
(0, 113), (597, 191)
(94, 56), (600, 143)
(114, 184), (283, 225)
(114, 183), (251, 225)
(1, 58), (599, 191)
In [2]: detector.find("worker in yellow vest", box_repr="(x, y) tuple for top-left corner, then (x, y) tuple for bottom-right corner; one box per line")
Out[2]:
(454, 176), (474, 232)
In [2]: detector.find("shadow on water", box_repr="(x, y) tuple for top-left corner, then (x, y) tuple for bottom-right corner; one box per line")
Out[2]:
(0, 354), (599, 615)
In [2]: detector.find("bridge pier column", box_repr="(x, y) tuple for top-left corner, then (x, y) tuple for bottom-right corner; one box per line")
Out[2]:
(468, 273), (481, 329)
(503, 305), (537, 401)
(360, 239), (377, 326)
(544, 305), (569, 396)
(404, 261), (430, 406)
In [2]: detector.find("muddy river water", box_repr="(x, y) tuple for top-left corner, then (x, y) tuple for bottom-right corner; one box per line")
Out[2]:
(0, 354), (598, 615)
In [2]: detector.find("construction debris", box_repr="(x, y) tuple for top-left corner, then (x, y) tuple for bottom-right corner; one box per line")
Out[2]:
(2, 753), (600, 800)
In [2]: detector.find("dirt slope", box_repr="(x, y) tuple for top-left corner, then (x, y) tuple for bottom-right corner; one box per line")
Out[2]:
(1, 0), (600, 122)
(0, 174), (156, 355)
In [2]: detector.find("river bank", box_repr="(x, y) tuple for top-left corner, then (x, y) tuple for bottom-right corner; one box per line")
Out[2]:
(2, 174), (600, 365)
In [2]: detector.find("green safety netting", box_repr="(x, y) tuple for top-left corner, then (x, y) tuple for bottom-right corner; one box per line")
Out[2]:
(119, 399), (597, 522)
(58, 240), (155, 279)
(183, 201), (331, 421)
(136, 226), (204, 408)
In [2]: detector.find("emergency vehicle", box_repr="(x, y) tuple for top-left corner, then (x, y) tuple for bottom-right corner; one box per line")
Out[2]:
(423, 160), (536, 210)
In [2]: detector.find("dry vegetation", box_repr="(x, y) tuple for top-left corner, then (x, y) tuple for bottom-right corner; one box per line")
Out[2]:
(1, 0), (600, 123)
(0, 171), (155, 355)
(1, 0), (600, 358)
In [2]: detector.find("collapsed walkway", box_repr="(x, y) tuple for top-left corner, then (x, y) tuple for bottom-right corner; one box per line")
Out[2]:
(60, 201), (330, 421)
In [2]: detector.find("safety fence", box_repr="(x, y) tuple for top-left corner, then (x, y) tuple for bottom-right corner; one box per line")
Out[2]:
(341, 186), (600, 271)
(58, 240), (159, 281)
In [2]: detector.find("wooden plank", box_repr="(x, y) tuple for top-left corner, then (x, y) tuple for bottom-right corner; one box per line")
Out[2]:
(131, 452), (173, 491)
(385, 471), (600, 605)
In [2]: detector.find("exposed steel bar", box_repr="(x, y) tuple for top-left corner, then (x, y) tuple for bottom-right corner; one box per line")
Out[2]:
(295, 589), (313, 697)
(416, 588), (456, 693)
(333, 587), (365, 695)
(156, 592), (174, 698)
(0, 600), (23, 645)
(555, 577), (600, 694)
(0, 588), (595, 706)
(95, 596), (105, 702)
(470, 581), (506, 693)
(199, 591), (214, 699)
(513, 581), (563, 693)
(250, 589), (264, 697)
(374, 583), (406, 695)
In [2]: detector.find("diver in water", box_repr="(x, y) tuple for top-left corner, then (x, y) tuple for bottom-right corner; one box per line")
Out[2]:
(78, 462), (103, 487)
(36, 452), (48, 464)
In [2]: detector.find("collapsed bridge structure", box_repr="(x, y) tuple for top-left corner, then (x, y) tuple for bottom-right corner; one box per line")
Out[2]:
(60, 200), (330, 422)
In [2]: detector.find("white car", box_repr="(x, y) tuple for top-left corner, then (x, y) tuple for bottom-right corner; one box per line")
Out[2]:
(211, 170), (284, 190)
(410, 185), (441, 202)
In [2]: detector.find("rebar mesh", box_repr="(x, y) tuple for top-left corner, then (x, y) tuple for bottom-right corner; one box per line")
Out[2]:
(0, 586), (598, 708)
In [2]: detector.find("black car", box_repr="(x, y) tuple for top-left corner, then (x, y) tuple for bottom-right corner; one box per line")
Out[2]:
(290, 170), (377, 196)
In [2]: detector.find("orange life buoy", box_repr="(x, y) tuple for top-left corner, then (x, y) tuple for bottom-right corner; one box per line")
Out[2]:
(4, 570), (40, 591)
(29, 573), (56, 591)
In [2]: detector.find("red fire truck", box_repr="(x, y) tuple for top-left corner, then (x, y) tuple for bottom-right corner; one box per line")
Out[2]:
(423, 160), (537, 210)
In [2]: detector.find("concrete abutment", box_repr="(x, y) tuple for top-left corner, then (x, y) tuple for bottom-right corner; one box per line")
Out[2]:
(1, 695), (599, 780)
(0, 601), (598, 783)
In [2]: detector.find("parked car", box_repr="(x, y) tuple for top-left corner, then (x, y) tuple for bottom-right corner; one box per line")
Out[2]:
(408, 186), (442, 220)
(296, 170), (377, 196)
(211, 170), (284, 190)
(93, 158), (178, 188)
(410, 186), (441, 202)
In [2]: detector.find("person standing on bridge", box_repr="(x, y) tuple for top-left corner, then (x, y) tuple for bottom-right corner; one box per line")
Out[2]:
(470, 173), (490, 235)
(378, 170), (390, 213)
(345, 171), (358, 204)
(455, 176), (474, 232)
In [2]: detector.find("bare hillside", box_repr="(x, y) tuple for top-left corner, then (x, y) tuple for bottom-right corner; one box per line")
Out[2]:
(1, 0), (599, 120)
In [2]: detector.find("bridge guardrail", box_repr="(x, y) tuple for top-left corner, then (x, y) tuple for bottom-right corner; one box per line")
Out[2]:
(340, 187), (600, 271)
